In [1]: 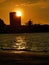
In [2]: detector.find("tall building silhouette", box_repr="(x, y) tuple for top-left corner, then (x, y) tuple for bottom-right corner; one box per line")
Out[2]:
(10, 12), (21, 28)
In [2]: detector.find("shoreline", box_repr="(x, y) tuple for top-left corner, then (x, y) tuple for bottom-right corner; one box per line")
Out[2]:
(0, 50), (49, 64)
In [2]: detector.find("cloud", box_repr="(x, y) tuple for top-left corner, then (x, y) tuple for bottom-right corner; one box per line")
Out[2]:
(0, 0), (49, 4)
(0, 0), (5, 3)
(0, 0), (49, 24)
(0, 0), (49, 7)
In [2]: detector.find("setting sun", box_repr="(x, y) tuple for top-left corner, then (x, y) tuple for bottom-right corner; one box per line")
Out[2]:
(16, 11), (21, 16)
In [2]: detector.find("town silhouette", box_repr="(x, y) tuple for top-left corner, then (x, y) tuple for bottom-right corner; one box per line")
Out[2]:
(0, 12), (49, 33)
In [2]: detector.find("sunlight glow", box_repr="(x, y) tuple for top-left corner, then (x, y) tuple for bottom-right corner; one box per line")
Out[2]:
(16, 11), (21, 16)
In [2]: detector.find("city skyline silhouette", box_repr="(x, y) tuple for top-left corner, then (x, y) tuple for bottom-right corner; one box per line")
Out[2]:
(0, 12), (49, 33)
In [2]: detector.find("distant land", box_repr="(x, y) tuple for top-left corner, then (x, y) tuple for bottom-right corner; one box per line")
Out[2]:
(0, 12), (49, 33)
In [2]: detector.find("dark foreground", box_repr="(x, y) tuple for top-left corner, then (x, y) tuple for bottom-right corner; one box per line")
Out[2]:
(0, 50), (49, 65)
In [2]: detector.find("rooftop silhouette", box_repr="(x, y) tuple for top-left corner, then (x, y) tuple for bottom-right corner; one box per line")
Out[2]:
(0, 12), (49, 33)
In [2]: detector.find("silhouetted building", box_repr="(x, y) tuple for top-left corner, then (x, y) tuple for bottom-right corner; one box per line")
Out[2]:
(0, 19), (5, 26)
(10, 12), (21, 28)
(0, 12), (49, 33)
(26, 19), (33, 26)
(0, 19), (6, 33)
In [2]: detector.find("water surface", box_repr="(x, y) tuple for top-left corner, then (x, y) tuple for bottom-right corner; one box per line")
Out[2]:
(0, 33), (49, 52)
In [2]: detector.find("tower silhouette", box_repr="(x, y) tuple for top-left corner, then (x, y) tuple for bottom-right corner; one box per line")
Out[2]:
(10, 12), (21, 28)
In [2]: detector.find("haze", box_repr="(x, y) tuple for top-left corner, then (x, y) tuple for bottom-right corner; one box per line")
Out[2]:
(0, 0), (49, 25)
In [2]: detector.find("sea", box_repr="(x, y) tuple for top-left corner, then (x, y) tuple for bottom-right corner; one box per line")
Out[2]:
(0, 33), (49, 53)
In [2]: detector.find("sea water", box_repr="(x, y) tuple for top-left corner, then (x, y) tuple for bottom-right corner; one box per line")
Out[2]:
(0, 33), (49, 52)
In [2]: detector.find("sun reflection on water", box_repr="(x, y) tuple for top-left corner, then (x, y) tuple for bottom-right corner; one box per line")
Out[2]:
(13, 36), (26, 50)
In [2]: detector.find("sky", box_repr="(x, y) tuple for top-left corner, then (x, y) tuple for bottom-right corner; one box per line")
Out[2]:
(0, 0), (49, 25)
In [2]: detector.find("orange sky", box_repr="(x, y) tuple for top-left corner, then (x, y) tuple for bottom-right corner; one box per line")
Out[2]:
(0, 0), (49, 25)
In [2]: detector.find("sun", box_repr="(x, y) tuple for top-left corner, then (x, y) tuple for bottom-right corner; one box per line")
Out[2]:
(16, 11), (21, 16)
